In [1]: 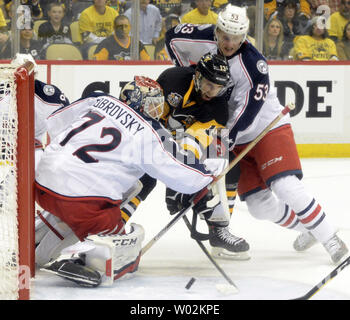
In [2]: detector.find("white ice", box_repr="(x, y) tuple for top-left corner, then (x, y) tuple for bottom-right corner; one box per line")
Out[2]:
(31, 158), (350, 300)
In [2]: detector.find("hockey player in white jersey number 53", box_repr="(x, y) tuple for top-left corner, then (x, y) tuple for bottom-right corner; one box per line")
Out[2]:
(165, 4), (348, 264)
(34, 76), (227, 287)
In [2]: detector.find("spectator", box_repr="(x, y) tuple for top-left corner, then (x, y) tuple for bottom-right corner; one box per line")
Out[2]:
(265, 0), (312, 21)
(293, 16), (338, 60)
(4, 0), (43, 20)
(152, 0), (182, 17)
(263, 18), (291, 59)
(38, 3), (73, 47)
(335, 20), (350, 58)
(0, 28), (11, 59)
(79, 0), (118, 43)
(329, 0), (342, 13)
(212, 0), (228, 13)
(93, 14), (150, 60)
(273, 0), (304, 47)
(155, 13), (180, 60)
(0, 6), (7, 29)
(328, 0), (350, 41)
(307, 0), (330, 18)
(246, 5), (256, 46)
(181, 0), (218, 24)
(106, 0), (125, 13)
(40, 0), (74, 23)
(71, 0), (95, 21)
(79, 0), (118, 58)
(19, 20), (43, 59)
(124, 0), (162, 45)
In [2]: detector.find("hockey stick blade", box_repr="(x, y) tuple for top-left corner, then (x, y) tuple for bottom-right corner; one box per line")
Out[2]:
(291, 255), (350, 300)
(141, 104), (294, 256)
(183, 215), (239, 293)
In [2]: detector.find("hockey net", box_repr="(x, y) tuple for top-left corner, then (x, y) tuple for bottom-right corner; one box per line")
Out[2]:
(0, 62), (35, 300)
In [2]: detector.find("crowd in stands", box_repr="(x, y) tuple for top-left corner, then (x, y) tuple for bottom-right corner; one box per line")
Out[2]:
(0, 0), (349, 61)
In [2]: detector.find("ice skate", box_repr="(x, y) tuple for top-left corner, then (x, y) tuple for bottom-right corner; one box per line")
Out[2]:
(209, 225), (250, 260)
(293, 232), (317, 252)
(323, 235), (349, 264)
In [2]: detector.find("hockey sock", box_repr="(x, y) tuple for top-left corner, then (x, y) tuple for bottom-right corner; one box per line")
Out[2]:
(226, 184), (237, 216)
(271, 176), (336, 243)
(120, 195), (142, 224)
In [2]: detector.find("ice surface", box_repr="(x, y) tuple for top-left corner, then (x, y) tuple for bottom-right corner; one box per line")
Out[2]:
(31, 158), (350, 301)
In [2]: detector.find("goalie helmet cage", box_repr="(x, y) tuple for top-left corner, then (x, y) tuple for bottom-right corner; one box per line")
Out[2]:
(0, 62), (35, 300)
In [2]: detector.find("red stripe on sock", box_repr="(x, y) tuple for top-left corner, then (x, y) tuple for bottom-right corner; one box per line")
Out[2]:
(301, 204), (321, 224)
(281, 210), (296, 227)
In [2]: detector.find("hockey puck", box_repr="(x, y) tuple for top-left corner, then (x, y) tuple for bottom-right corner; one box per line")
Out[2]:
(185, 277), (196, 290)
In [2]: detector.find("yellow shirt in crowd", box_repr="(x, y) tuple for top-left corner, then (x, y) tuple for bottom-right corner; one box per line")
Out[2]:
(328, 11), (349, 41)
(212, 0), (228, 9)
(294, 35), (338, 60)
(79, 5), (118, 39)
(181, 8), (218, 24)
(0, 7), (6, 29)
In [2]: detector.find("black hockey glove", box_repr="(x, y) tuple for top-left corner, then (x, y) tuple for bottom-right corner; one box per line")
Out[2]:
(165, 188), (192, 215)
(192, 190), (215, 220)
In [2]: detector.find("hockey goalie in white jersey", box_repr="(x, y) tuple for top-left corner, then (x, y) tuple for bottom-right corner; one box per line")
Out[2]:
(10, 54), (70, 168)
(165, 4), (348, 264)
(34, 76), (227, 287)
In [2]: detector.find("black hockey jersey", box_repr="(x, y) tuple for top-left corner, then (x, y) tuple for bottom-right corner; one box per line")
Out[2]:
(157, 65), (229, 159)
(157, 65), (228, 129)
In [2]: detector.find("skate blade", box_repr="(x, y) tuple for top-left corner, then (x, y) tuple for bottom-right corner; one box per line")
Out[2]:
(211, 247), (251, 261)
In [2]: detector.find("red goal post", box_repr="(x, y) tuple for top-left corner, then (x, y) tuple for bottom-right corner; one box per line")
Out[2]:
(0, 61), (35, 300)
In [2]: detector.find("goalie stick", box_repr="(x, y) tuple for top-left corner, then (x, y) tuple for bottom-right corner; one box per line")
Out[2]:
(141, 103), (295, 256)
(292, 255), (350, 300)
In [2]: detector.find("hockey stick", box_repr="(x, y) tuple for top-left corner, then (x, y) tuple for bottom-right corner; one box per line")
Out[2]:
(141, 103), (295, 256)
(292, 255), (350, 300)
(182, 215), (239, 292)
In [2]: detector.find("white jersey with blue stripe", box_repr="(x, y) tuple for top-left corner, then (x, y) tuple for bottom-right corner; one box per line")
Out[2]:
(165, 24), (290, 148)
(35, 80), (70, 143)
(36, 95), (213, 201)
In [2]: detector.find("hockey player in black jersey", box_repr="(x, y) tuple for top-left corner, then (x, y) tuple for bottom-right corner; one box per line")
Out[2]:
(120, 52), (249, 258)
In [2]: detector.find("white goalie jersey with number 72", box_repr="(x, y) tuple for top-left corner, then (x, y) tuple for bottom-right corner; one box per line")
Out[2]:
(35, 94), (216, 201)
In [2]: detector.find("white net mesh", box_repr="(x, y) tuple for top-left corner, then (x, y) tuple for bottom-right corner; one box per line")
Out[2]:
(0, 65), (19, 300)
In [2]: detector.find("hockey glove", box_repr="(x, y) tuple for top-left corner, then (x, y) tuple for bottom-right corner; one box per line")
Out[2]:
(203, 157), (228, 176)
(165, 188), (192, 215)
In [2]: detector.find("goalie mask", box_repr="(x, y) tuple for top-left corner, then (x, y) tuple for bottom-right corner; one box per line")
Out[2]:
(120, 76), (164, 120)
(194, 53), (230, 99)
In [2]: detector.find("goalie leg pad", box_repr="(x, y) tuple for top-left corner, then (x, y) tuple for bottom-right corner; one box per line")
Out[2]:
(35, 218), (79, 267)
(84, 223), (145, 285)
